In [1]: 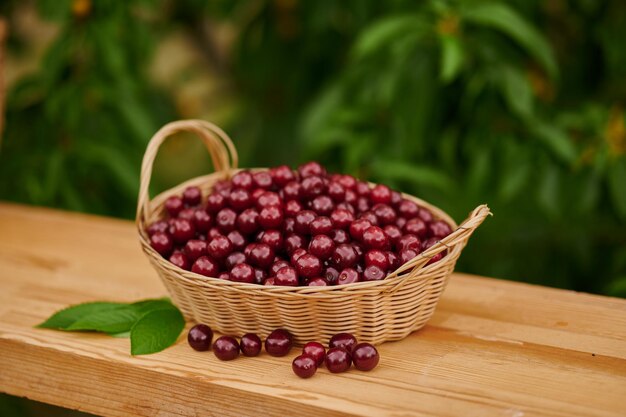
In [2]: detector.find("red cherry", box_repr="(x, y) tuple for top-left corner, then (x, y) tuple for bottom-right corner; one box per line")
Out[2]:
(398, 199), (419, 218)
(251, 188), (265, 200)
(283, 217), (295, 233)
(352, 343), (379, 371)
(396, 234), (421, 252)
(259, 206), (284, 229)
(356, 181), (371, 196)
(309, 235), (335, 260)
(399, 248), (419, 265)
(372, 204), (396, 225)
(184, 239), (208, 261)
(225, 251), (246, 269)
(215, 208), (237, 233)
(404, 218), (428, 239)
(147, 220), (169, 236)
(292, 354), (317, 379)
(329, 333), (357, 352)
(192, 209), (212, 233)
(310, 195), (335, 216)
(356, 197), (370, 213)
(150, 232), (173, 256)
(370, 184), (392, 204)
(182, 186), (202, 206)
(206, 193), (226, 214)
(362, 226), (390, 250)
(228, 188), (252, 212)
(344, 189), (357, 205)
(284, 233), (308, 254)
(191, 256), (219, 277)
(178, 208), (195, 220)
(282, 181), (301, 201)
(247, 243), (275, 268)
(301, 176), (326, 199)
(363, 265), (386, 281)
(207, 235), (233, 259)
(165, 196), (184, 217)
(213, 336), (240, 361)
(325, 347), (352, 373)
(383, 225), (402, 245)
(338, 175), (357, 190)
(302, 342), (326, 366)
(358, 211), (379, 225)
(284, 200), (303, 217)
(290, 248), (307, 265)
(295, 253), (322, 278)
(231, 171), (254, 190)
(337, 268), (359, 285)
(275, 266), (299, 286)
(298, 161), (326, 178)
(327, 182), (346, 202)
(270, 165), (296, 186)
(429, 220), (452, 238)
(258, 229), (283, 251)
(330, 208), (354, 230)
(270, 259), (291, 276)
(324, 266), (340, 284)
(332, 244), (358, 268)
(253, 171), (273, 189)
(207, 227), (222, 240)
(265, 329), (293, 356)
(349, 218), (372, 241)
(230, 263), (255, 283)
(169, 251), (190, 270)
(310, 216), (333, 235)
(294, 210), (317, 234)
(256, 191), (281, 208)
(240, 333), (262, 356)
(418, 207), (434, 222)
(169, 218), (196, 244)
(364, 249), (389, 270)
(331, 229), (350, 244)
(253, 268), (266, 284)
(391, 190), (402, 206)
(307, 277), (328, 286)
(227, 230), (247, 251)
(218, 272), (230, 280)
(237, 208), (259, 234)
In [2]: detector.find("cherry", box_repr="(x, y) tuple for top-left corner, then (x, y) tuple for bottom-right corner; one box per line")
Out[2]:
(344, 189), (357, 205)
(187, 324), (213, 351)
(251, 188), (265, 200)
(258, 206), (283, 229)
(218, 272), (230, 280)
(169, 251), (190, 270)
(309, 235), (335, 260)
(429, 220), (452, 238)
(310, 195), (334, 216)
(292, 354), (317, 379)
(215, 208), (237, 233)
(372, 204), (396, 225)
(230, 263), (255, 283)
(231, 171), (254, 190)
(240, 333), (262, 356)
(284, 234), (308, 254)
(338, 175), (357, 190)
(404, 218), (428, 239)
(352, 343), (379, 371)
(356, 181), (371, 196)
(358, 211), (378, 225)
(386, 251), (400, 270)
(150, 232), (173, 256)
(206, 193), (226, 214)
(331, 229), (350, 244)
(399, 248), (419, 265)
(191, 256), (219, 277)
(337, 268), (359, 285)
(349, 218), (372, 241)
(265, 329), (293, 357)
(282, 181), (301, 201)
(227, 230), (247, 251)
(275, 266), (299, 286)
(253, 268), (266, 284)
(283, 217), (296, 233)
(207, 227), (222, 240)
(298, 161), (326, 178)
(256, 191), (281, 208)
(284, 200), (303, 217)
(329, 333), (357, 353)
(395, 217), (407, 229)
(207, 235), (233, 259)
(237, 208), (259, 234)
(147, 220), (169, 236)
(383, 225), (402, 246)
(330, 208), (354, 230)
(247, 243), (275, 268)
(301, 176), (326, 199)
(193, 209), (212, 233)
(213, 336), (240, 361)
(165, 196), (184, 217)
(183, 186), (202, 206)
(324, 266), (340, 284)
(336, 202), (355, 214)
(270, 259), (291, 276)
(364, 249), (389, 270)
(362, 226), (390, 250)
(253, 171), (273, 189)
(294, 210), (317, 234)
(295, 253), (322, 278)
(363, 265), (386, 281)
(310, 216), (333, 235)
(332, 244), (358, 268)
(302, 342), (326, 367)
(184, 239), (207, 261)
(178, 208), (196, 221)
(325, 347), (352, 373)
(169, 218), (195, 244)
(391, 190), (402, 206)
(370, 184), (392, 205)
(396, 234), (421, 252)
(270, 165), (296, 186)
(307, 277), (328, 286)
(418, 207), (434, 222)
(258, 229), (283, 251)
(398, 199), (419, 218)
(225, 251), (246, 269)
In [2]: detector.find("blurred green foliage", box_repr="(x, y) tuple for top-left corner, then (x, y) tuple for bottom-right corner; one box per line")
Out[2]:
(1, 0), (625, 297)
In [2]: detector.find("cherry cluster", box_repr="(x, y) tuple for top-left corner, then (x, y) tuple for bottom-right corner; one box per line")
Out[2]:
(187, 324), (379, 378)
(147, 162), (452, 286)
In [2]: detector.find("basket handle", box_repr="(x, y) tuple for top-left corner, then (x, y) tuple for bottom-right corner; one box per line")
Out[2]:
(385, 204), (492, 293)
(136, 119), (238, 223)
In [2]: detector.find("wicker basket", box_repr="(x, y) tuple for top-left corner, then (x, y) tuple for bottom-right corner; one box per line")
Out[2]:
(137, 120), (491, 345)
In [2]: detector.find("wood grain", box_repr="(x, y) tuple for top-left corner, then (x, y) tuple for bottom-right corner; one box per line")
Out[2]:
(0, 202), (625, 417)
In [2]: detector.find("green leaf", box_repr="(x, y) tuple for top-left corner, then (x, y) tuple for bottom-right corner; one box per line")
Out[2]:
(531, 121), (577, 164)
(439, 35), (464, 83)
(352, 15), (426, 60)
(371, 160), (455, 191)
(37, 302), (126, 330)
(66, 305), (140, 333)
(461, 2), (558, 79)
(131, 298), (175, 314)
(500, 66), (533, 119)
(130, 308), (185, 355)
(608, 158), (626, 219)
(109, 331), (131, 338)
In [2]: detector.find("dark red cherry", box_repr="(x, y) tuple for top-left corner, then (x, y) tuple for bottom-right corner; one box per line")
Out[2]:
(429, 220), (452, 238)
(206, 193), (226, 214)
(395, 217), (407, 229)
(270, 259), (291, 276)
(275, 266), (299, 286)
(253, 268), (266, 284)
(150, 232), (173, 256)
(358, 211), (378, 225)
(218, 272), (230, 280)
(225, 251), (246, 269)
(270, 165), (296, 187)
(265, 329), (293, 356)
(237, 208), (259, 234)
(329, 333), (357, 352)
(240, 333), (262, 356)
(404, 218), (428, 239)
(370, 184), (392, 204)
(325, 347), (352, 373)
(330, 208), (354, 230)
(364, 250), (389, 269)
(391, 190), (402, 205)
(230, 263), (255, 283)
(396, 234), (421, 252)
(294, 210), (317, 234)
(309, 235), (335, 260)
(183, 186), (202, 206)
(337, 268), (360, 285)
(307, 277), (328, 286)
(349, 218), (372, 241)
(372, 204), (396, 225)
(227, 230), (247, 251)
(383, 225), (402, 246)
(324, 266), (340, 284)
(298, 161), (326, 178)
(282, 181), (301, 201)
(184, 239), (207, 261)
(327, 181), (346, 202)
(283, 217), (295, 233)
(399, 248), (419, 265)
(258, 229), (283, 251)
(192, 209), (212, 233)
(207, 227), (222, 240)
(292, 354), (317, 379)
(191, 256), (219, 277)
(352, 343), (379, 371)
(344, 189), (358, 205)
(284, 200), (303, 217)
(290, 248), (307, 265)
(247, 243), (275, 268)
(147, 220), (169, 236)
(301, 176), (326, 199)
(231, 171), (254, 190)
(251, 188), (265, 200)
(169, 251), (190, 270)
(338, 175), (357, 190)
(386, 251), (400, 270)
(169, 218), (196, 244)
(259, 205), (283, 229)
(213, 336), (240, 361)
(177, 208), (195, 221)
(336, 202), (355, 214)
(215, 208), (237, 233)
(295, 253), (322, 278)
(310, 195), (334, 216)
(310, 216), (333, 235)
(284, 233), (308, 254)
(362, 226), (390, 250)
(363, 265), (386, 281)
(418, 207), (434, 222)
(331, 229), (350, 244)
(332, 244), (358, 268)
(165, 196), (184, 217)
(207, 235), (233, 259)
(256, 191), (281, 208)
(228, 188), (252, 212)
(356, 181), (371, 196)
(302, 342), (326, 366)
(187, 324), (213, 351)
(398, 199), (419, 218)
(253, 171), (273, 189)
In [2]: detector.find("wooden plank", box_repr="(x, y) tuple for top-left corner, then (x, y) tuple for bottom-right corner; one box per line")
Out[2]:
(0, 202), (625, 417)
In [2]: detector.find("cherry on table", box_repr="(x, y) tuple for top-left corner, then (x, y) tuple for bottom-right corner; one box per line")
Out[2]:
(352, 343), (380, 371)
(325, 347), (352, 373)
(240, 333), (262, 356)
(302, 342), (326, 367)
(265, 329), (293, 357)
(292, 354), (317, 379)
(329, 333), (357, 353)
(213, 336), (240, 361)
(187, 324), (213, 351)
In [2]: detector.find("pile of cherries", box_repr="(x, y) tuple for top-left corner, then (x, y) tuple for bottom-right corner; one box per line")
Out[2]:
(187, 324), (379, 378)
(147, 161), (452, 286)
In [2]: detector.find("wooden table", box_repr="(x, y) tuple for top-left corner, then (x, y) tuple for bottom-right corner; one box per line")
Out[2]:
(1, 202), (625, 417)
